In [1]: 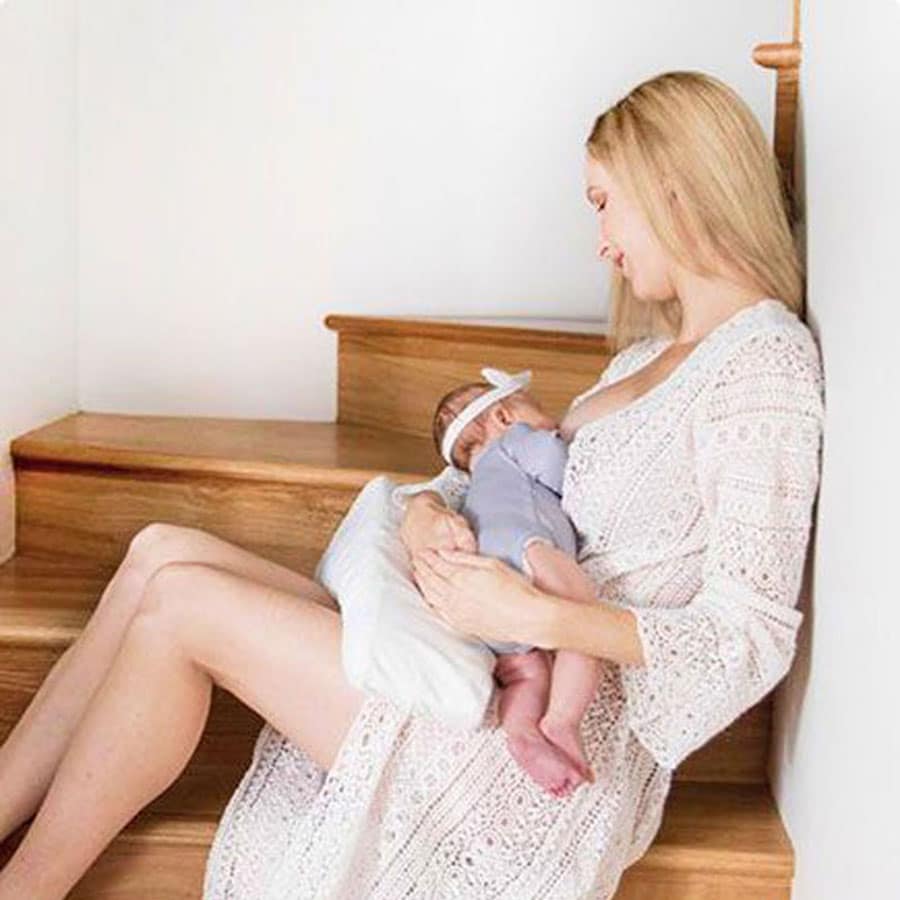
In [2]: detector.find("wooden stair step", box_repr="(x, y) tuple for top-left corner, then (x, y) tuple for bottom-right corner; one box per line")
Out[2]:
(614, 782), (793, 899)
(12, 413), (440, 572)
(0, 780), (792, 899)
(1, 555), (770, 786)
(0, 555), (262, 812)
(12, 413), (438, 487)
(325, 313), (615, 439)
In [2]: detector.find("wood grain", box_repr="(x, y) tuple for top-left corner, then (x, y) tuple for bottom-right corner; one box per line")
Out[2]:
(332, 328), (612, 439)
(0, 640), (261, 780)
(12, 413), (439, 487)
(0, 555), (770, 785)
(324, 313), (612, 351)
(0, 781), (792, 900)
(14, 465), (362, 572)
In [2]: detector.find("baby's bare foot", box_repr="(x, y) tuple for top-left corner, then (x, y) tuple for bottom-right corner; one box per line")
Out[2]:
(506, 728), (587, 798)
(538, 717), (595, 786)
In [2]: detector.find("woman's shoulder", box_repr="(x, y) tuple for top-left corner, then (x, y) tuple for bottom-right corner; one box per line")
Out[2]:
(700, 298), (825, 424)
(707, 298), (823, 389)
(603, 333), (671, 382)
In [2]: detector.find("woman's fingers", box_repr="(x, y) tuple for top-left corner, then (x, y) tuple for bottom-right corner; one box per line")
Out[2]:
(411, 556), (452, 614)
(450, 518), (478, 553)
(411, 551), (451, 590)
(435, 548), (498, 569)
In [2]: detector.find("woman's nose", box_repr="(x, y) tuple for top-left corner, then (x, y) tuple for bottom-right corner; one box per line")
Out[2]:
(596, 235), (612, 261)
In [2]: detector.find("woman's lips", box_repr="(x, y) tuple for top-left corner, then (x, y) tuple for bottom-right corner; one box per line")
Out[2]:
(614, 251), (625, 269)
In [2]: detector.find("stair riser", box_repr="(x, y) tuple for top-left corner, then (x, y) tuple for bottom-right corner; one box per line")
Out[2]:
(335, 330), (612, 438)
(68, 841), (211, 900)
(64, 843), (791, 900)
(15, 465), (359, 572)
(1, 645), (260, 803)
(1, 635), (768, 786)
(614, 877), (790, 899)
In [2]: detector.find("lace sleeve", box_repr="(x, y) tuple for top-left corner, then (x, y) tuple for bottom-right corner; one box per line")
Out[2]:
(619, 324), (825, 771)
(390, 465), (470, 513)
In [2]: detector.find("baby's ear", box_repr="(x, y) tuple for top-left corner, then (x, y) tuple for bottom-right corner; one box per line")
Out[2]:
(496, 401), (515, 425)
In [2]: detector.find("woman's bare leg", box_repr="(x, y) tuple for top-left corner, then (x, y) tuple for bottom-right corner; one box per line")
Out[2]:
(0, 560), (364, 900)
(0, 523), (338, 842)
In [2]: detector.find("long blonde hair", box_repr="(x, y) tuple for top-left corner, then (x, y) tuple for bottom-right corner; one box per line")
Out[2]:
(585, 71), (803, 352)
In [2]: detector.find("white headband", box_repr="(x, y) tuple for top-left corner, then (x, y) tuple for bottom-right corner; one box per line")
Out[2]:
(440, 367), (532, 466)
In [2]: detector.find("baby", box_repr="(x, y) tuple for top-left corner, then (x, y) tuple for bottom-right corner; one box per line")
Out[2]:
(429, 368), (603, 798)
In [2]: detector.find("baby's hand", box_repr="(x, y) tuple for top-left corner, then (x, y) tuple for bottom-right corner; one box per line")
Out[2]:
(400, 493), (478, 560)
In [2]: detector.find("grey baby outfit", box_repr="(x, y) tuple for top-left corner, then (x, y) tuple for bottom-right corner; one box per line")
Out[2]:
(460, 421), (578, 656)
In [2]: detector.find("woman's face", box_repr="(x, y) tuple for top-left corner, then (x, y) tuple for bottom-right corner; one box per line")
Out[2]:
(584, 154), (676, 302)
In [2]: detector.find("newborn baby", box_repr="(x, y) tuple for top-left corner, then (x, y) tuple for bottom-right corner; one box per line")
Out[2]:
(430, 368), (603, 797)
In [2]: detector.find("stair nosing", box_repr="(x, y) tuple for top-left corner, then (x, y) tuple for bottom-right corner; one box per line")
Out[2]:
(110, 783), (793, 876)
(11, 416), (437, 488)
(324, 313), (614, 352)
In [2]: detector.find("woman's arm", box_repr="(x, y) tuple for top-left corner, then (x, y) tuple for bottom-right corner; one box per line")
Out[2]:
(413, 549), (645, 667)
(539, 595), (645, 667)
(614, 325), (825, 770)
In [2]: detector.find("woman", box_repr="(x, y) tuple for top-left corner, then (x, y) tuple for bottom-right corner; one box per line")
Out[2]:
(0, 70), (824, 899)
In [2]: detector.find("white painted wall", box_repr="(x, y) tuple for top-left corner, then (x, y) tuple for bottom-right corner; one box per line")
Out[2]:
(769, 2), (900, 898)
(0, 0), (78, 563)
(76, 0), (785, 420)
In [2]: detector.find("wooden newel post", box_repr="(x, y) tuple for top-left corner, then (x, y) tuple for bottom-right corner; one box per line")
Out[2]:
(753, 0), (802, 223)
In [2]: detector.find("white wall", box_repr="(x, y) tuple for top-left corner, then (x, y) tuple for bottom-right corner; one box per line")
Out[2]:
(76, 0), (786, 420)
(0, 0), (78, 563)
(769, 2), (900, 897)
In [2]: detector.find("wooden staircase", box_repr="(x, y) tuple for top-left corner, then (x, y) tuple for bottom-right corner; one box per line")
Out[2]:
(0, 315), (793, 898)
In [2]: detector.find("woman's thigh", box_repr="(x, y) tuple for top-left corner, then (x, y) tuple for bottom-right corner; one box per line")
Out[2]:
(139, 561), (365, 771)
(127, 522), (338, 611)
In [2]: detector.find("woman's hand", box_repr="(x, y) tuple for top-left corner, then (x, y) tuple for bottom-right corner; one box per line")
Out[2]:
(399, 492), (478, 558)
(411, 548), (558, 647)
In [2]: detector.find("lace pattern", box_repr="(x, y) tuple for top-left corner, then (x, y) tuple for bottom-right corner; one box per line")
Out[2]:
(202, 298), (824, 899)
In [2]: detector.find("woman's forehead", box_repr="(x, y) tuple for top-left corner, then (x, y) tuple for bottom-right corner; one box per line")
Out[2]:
(584, 155), (613, 192)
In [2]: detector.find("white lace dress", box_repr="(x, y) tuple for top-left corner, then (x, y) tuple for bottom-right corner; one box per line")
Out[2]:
(202, 297), (825, 899)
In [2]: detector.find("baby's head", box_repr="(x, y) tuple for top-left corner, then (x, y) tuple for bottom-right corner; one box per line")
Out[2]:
(432, 380), (557, 472)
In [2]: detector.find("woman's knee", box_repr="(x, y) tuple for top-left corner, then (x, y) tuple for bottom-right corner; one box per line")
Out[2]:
(126, 522), (207, 575)
(133, 561), (208, 628)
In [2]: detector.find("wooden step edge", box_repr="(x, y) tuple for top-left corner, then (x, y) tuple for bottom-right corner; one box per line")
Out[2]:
(11, 434), (432, 489)
(70, 783), (790, 885)
(114, 812), (219, 847)
(324, 313), (613, 352)
(0, 607), (88, 648)
(637, 782), (794, 883)
(637, 842), (793, 882)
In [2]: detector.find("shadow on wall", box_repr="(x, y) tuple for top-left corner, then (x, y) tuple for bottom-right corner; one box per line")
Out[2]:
(770, 86), (816, 777)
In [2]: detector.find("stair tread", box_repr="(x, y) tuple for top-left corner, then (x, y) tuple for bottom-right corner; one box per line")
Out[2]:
(0, 556), (111, 645)
(640, 782), (792, 879)
(325, 312), (613, 351)
(3, 780), (791, 879)
(12, 413), (440, 487)
(0, 554), (774, 786)
(141, 781), (793, 876)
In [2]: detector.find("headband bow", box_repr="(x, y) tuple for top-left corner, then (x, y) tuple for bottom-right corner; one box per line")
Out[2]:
(440, 367), (533, 467)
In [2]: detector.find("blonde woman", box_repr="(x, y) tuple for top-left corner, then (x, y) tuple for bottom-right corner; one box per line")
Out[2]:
(0, 71), (824, 899)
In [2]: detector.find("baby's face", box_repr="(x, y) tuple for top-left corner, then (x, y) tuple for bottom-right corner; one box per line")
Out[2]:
(454, 392), (557, 471)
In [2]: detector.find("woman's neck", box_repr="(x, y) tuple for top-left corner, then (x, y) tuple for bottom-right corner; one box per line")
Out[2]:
(671, 268), (769, 344)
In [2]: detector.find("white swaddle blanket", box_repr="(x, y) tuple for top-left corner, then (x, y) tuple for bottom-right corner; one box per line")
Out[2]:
(314, 473), (497, 731)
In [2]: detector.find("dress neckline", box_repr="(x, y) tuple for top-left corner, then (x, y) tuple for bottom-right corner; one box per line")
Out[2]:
(570, 297), (782, 440)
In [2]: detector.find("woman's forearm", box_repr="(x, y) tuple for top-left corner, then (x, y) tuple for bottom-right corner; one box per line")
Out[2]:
(534, 593), (647, 668)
